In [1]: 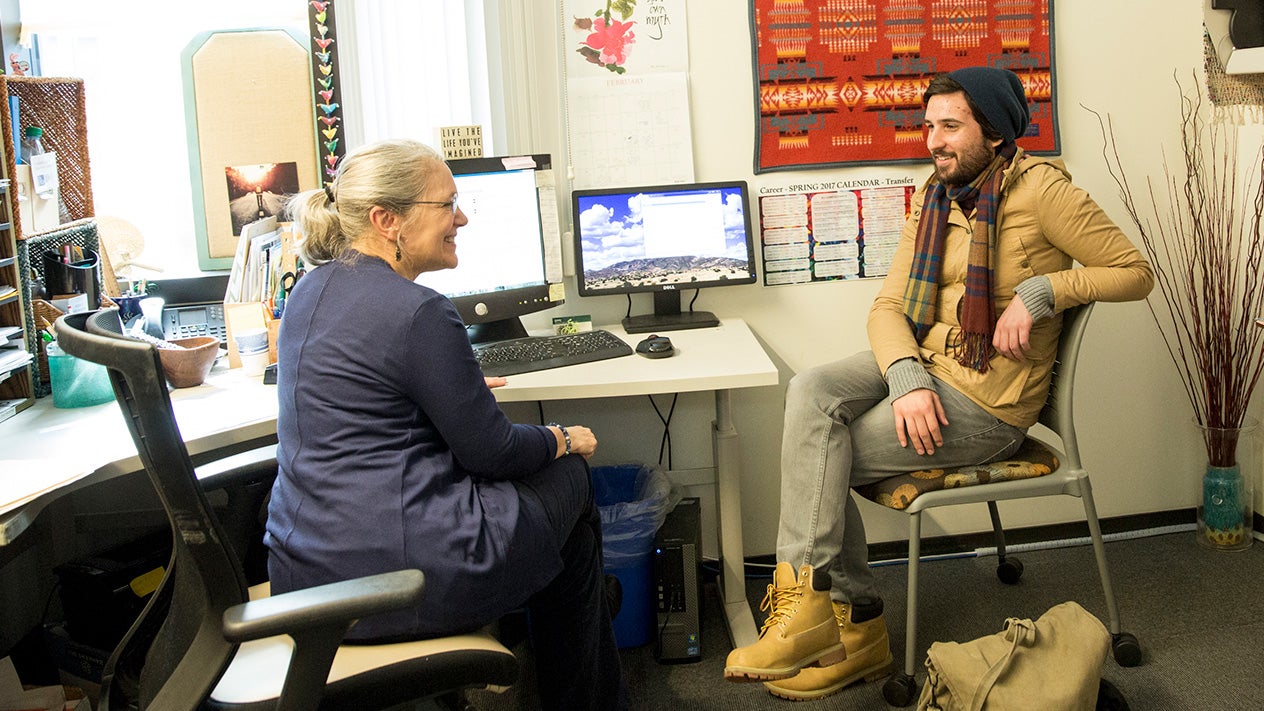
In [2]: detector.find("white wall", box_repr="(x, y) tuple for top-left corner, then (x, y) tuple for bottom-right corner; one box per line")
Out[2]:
(514, 0), (1248, 559)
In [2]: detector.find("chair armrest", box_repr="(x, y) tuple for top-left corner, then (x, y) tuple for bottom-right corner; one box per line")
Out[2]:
(194, 444), (278, 491)
(221, 569), (425, 643)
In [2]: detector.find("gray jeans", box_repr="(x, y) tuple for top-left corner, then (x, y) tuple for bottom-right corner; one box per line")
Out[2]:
(776, 351), (1026, 602)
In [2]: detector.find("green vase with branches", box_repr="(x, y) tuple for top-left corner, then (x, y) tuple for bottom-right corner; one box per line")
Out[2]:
(1094, 77), (1262, 549)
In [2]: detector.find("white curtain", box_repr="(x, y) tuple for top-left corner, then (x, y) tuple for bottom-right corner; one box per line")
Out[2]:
(338, 0), (493, 154)
(17, 0), (307, 273)
(16, 0), (494, 274)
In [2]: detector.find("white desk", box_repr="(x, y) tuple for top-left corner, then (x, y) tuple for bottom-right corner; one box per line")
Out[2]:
(0, 366), (279, 545)
(493, 318), (778, 647)
(0, 318), (777, 646)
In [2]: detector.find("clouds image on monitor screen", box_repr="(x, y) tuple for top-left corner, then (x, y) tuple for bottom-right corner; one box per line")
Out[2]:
(580, 190), (749, 273)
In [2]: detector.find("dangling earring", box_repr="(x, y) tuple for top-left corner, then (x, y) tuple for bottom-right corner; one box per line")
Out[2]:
(395, 240), (402, 262)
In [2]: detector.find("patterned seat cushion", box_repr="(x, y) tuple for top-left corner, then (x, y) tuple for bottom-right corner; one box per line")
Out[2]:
(856, 437), (1059, 511)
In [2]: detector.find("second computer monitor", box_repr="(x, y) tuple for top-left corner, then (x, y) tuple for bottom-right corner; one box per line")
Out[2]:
(572, 180), (757, 333)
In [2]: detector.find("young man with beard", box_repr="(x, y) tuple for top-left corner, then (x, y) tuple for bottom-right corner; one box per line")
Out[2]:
(723, 67), (1154, 701)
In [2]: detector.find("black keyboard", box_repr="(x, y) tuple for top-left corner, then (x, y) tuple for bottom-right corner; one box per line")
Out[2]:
(473, 329), (634, 377)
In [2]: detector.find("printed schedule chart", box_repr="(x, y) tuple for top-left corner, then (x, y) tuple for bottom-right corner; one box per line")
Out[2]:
(759, 180), (915, 286)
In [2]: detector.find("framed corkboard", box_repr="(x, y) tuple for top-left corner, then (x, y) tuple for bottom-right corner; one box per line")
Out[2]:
(181, 28), (320, 270)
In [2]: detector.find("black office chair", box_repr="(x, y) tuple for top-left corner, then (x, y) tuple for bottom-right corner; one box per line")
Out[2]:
(56, 309), (517, 710)
(856, 304), (1142, 705)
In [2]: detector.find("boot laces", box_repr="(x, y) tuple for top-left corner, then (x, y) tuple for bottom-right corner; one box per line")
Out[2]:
(758, 579), (804, 636)
(833, 602), (849, 628)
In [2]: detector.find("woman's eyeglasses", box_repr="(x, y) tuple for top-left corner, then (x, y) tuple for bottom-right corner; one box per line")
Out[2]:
(410, 198), (459, 215)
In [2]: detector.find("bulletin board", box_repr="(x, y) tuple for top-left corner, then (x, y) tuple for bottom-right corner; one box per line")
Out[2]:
(182, 29), (321, 271)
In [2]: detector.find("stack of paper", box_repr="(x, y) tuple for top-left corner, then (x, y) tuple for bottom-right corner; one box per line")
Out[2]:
(226, 215), (281, 304)
(0, 329), (31, 373)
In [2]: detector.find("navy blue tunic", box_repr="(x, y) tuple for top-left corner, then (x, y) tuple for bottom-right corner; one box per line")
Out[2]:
(265, 253), (560, 640)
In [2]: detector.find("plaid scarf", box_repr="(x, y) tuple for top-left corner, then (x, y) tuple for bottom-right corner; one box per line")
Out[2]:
(903, 142), (1018, 373)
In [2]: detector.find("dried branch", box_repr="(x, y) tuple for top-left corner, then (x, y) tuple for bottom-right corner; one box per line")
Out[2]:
(1087, 74), (1264, 466)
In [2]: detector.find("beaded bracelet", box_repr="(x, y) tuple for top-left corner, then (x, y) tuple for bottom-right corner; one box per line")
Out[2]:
(547, 422), (571, 456)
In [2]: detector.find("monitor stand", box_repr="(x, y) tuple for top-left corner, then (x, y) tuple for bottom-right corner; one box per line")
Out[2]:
(466, 317), (529, 345)
(622, 291), (720, 334)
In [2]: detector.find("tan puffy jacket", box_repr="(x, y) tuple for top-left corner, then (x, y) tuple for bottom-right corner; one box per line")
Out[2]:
(868, 150), (1154, 428)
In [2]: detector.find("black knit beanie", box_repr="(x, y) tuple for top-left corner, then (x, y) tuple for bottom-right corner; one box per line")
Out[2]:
(946, 67), (1030, 143)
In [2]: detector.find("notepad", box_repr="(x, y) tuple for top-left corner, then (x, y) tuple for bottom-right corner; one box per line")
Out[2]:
(0, 458), (91, 517)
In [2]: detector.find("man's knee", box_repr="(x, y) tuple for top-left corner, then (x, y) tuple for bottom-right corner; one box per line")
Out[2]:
(786, 352), (883, 407)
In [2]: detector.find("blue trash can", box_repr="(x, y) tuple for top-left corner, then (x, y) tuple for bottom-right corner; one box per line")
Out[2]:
(592, 463), (678, 648)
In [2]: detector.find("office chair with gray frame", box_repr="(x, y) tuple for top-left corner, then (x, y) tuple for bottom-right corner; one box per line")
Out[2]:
(855, 303), (1143, 706)
(56, 309), (517, 711)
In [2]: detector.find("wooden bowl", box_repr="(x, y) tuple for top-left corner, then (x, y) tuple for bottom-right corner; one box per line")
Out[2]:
(157, 336), (221, 388)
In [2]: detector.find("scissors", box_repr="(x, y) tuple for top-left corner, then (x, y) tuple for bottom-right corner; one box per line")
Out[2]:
(279, 268), (306, 298)
(273, 269), (306, 318)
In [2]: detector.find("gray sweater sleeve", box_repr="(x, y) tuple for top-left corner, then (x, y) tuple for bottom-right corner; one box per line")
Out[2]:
(885, 357), (936, 400)
(1014, 275), (1055, 321)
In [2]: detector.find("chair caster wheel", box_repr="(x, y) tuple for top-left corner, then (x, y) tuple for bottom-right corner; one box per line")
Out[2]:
(996, 557), (1024, 585)
(882, 672), (919, 707)
(1112, 631), (1142, 667)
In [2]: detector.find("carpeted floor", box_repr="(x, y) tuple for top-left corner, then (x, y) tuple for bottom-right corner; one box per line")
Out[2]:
(470, 531), (1264, 709)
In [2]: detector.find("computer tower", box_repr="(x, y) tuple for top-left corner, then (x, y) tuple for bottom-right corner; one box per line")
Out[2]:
(653, 496), (702, 663)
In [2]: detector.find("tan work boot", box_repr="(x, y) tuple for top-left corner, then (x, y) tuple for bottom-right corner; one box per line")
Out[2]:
(724, 562), (847, 682)
(763, 597), (894, 701)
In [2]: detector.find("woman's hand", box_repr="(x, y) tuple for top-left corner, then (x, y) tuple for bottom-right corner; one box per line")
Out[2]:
(484, 376), (508, 389)
(553, 424), (597, 459)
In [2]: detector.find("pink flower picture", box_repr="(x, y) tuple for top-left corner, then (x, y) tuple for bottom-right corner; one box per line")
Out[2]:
(574, 1), (638, 74)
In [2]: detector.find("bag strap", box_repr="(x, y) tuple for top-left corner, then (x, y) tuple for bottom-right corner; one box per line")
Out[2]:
(967, 617), (1035, 711)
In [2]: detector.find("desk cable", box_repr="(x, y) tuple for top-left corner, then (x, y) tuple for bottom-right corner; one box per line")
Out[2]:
(537, 394), (678, 469)
(648, 393), (677, 470)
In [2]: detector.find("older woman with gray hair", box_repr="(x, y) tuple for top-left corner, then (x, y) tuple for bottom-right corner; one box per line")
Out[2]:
(266, 139), (627, 709)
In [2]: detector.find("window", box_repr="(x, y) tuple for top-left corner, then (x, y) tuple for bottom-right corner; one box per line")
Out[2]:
(19, 0), (526, 276)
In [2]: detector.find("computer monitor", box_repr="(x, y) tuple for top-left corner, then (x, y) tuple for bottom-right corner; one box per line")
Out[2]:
(572, 180), (757, 333)
(415, 154), (561, 344)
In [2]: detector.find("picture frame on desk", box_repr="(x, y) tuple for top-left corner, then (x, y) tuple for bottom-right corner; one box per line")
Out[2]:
(224, 161), (300, 238)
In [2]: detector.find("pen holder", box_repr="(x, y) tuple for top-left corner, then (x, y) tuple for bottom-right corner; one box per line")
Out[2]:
(42, 248), (101, 309)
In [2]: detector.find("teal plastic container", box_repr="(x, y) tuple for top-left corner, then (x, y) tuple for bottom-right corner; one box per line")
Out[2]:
(47, 341), (114, 408)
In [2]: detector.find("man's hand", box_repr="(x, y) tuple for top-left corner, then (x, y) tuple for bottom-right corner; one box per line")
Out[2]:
(484, 376), (509, 389)
(892, 388), (949, 455)
(993, 294), (1034, 361)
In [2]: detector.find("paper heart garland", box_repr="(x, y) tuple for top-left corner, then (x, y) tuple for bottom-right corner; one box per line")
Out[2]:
(322, 128), (338, 140)
(319, 116), (341, 127)
(319, 89), (334, 103)
(309, 1), (328, 11)
(314, 38), (334, 50)
(318, 103), (340, 115)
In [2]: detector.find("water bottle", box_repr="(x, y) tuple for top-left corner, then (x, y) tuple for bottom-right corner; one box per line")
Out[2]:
(20, 126), (44, 164)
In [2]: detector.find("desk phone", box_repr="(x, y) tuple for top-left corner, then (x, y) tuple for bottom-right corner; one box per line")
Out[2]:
(162, 303), (228, 343)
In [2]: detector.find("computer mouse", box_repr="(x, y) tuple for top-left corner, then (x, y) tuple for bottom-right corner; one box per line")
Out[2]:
(636, 335), (675, 358)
